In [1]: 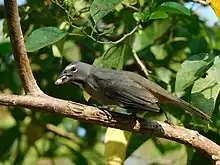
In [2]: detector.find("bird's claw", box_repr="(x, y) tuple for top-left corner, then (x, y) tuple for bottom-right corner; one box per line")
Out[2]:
(94, 104), (113, 120)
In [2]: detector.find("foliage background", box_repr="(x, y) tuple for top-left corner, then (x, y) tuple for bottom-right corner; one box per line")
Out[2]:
(0, 0), (220, 164)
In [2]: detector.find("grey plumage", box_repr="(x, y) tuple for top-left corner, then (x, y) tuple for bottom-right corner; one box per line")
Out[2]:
(55, 62), (211, 121)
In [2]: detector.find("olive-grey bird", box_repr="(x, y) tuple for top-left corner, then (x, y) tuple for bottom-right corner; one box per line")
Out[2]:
(55, 62), (211, 121)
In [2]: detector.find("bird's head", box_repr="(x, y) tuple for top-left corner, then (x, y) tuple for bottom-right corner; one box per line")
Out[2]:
(55, 62), (93, 87)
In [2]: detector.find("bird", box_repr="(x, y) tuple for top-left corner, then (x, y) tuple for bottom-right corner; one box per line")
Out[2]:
(55, 62), (211, 121)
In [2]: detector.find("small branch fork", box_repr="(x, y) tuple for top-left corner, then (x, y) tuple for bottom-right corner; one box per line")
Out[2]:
(53, 0), (139, 45)
(2, 0), (220, 164)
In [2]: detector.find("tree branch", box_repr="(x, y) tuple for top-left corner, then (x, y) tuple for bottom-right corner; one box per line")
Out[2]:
(0, 93), (219, 161)
(2, 0), (220, 164)
(192, 0), (209, 5)
(4, 0), (43, 95)
(44, 123), (78, 141)
(132, 49), (150, 78)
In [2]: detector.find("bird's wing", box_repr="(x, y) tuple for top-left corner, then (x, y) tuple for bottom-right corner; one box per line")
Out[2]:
(91, 69), (160, 112)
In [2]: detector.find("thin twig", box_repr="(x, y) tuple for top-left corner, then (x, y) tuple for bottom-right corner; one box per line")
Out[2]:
(192, 0), (209, 5)
(53, 0), (83, 30)
(121, 2), (140, 11)
(132, 49), (150, 77)
(4, 0), (43, 95)
(84, 25), (138, 44)
(45, 123), (78, 141)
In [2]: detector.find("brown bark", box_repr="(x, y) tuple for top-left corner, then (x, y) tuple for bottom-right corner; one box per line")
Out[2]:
(4, 0), (43, 95)
(0, 93), (220, 160)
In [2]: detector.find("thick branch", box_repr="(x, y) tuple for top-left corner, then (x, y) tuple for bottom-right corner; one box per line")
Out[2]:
(4, 0), (42, 95)
(0, 93), (219, 161)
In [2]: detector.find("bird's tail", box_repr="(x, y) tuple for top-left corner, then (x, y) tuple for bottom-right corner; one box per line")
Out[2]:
(173, 98), (211, 122)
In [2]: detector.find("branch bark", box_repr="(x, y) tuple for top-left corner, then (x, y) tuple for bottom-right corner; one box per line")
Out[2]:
(2, 0), (220, 164)
(0, 93), (219, 160)
(4, 0), (43, 95)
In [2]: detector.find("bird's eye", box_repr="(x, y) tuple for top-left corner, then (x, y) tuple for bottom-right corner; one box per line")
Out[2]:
(71, 66), (78, 73)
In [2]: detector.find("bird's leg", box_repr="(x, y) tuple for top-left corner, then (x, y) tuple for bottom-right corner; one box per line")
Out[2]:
(131, 112), (138, 120)
(160, 104), (174, 125)
(163, 110), (173, 125)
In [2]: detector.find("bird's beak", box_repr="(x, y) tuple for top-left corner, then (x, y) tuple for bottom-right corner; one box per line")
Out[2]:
(55, 75), (70, 85)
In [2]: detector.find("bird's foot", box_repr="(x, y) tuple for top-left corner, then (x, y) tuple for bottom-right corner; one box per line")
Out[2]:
(163, 111), (174, 126)
(94, 104), (114, 120)
(164, 119), (173, 125)
(102, 109), (113, 120)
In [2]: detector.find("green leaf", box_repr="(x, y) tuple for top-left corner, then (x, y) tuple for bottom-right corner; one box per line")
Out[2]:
(158, 2), (191, 16)
(122, 0), (138, 5)
(90, 0), (122, 23)
(132, 20), (172, 51)
(213, 56), (220, 84)
(26, 27), (67, 52)
(149, 11), (168, 20)
(0, 126), (20, 157)
(83, 91), (91, 102)
(52, 45), (62, 58)
(189, 38), (208, 54)
(0, 42), (12, 54)
(94, 44), (129, 70)
(175, 53), (214, 92)
(62, 40), (81, 62)
(126, 134), (149, 158)
(155, 67), (172, 84)
(150, 44), (168, 60)
(191, 67), (220, 116)
(133, 12), (149, 22)
(105, 128), (131, 164)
